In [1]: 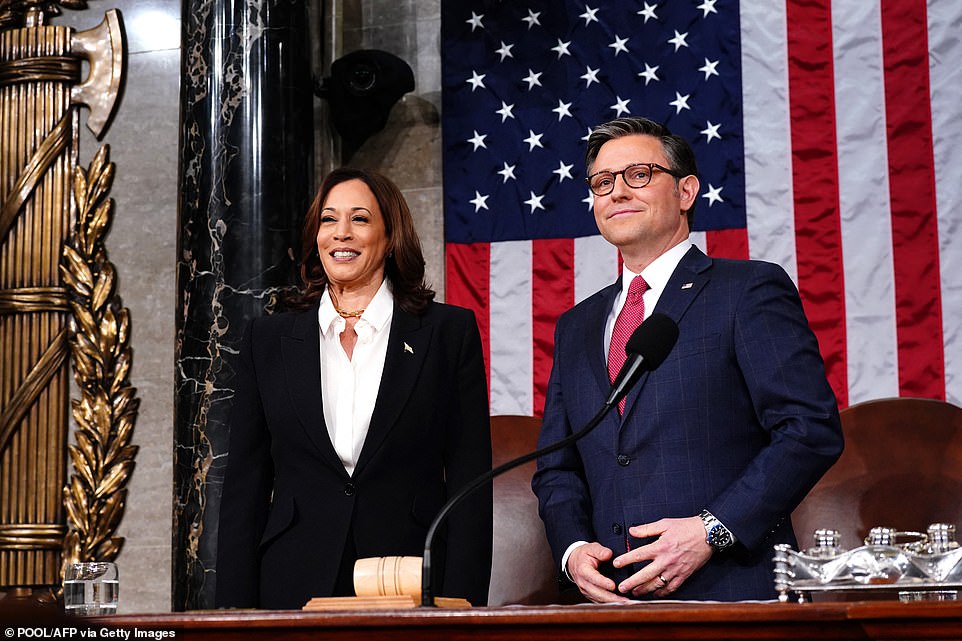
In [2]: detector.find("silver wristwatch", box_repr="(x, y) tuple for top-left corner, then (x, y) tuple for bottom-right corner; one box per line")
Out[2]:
(699, 509), (734, 551)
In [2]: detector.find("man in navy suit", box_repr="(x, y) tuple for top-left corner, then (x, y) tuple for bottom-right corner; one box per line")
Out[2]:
(531, 117), (844, 602)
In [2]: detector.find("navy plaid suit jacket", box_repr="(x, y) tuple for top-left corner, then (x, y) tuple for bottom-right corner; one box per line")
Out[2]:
(532, 246), (843, 601)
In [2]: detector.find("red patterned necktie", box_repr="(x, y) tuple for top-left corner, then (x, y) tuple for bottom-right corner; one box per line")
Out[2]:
(608, 275), (649, 414)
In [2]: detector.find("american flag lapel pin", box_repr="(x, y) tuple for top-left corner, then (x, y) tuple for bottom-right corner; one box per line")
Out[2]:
(404, 342), (414, 354)
(682, 282), (694, 289)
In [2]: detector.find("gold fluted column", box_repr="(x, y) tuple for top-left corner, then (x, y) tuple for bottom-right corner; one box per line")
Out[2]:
(0, 9), (77, 595)
(0, 4), (125, 600)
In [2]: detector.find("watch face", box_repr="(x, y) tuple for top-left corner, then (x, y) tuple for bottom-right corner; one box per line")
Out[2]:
(709, 525), (733, 548)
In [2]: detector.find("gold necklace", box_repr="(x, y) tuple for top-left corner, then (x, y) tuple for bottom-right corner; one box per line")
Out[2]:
(329, 289), (365, 319)
(335, 307), (365, 319)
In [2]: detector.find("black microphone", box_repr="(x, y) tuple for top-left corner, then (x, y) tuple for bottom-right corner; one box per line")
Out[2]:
(605, 313), (679, 408)
(420, 313), (679, 607)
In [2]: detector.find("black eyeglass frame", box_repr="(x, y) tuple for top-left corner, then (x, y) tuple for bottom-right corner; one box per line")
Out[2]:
(585, 162), (684, 196)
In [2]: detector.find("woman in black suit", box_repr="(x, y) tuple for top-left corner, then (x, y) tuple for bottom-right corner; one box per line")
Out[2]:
(215, 168), (492, 609)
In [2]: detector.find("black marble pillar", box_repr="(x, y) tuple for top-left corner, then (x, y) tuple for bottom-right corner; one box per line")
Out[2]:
(173, 0), (314, 610)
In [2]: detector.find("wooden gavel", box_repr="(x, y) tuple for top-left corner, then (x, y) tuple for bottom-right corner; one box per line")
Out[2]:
(353, 556), (421, 598)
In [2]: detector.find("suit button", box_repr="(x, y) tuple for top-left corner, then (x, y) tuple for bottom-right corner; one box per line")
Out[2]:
(344, 483), (356, 496)
(612, 523), (623, 535)
(617, 454), (631, 467)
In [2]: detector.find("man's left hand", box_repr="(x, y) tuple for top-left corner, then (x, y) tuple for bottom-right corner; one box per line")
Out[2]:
(611, 516), (713, 597)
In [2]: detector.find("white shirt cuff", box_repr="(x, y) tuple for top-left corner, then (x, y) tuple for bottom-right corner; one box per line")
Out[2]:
(560, 540), (589, 580)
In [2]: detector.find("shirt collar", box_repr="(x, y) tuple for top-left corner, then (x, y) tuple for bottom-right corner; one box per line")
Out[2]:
(358, 279), (394, 333)
(621, 239), (692, 295)
(318, 279), (395, 337)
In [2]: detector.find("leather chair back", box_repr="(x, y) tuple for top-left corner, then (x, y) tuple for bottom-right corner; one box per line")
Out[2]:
(792, 397), (962, 552)
(487, 415), (574, 605)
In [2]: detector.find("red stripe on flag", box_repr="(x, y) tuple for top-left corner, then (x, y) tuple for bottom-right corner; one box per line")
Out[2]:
(880, 0), (946, 400)
(786, 0), (848, 407)
(445, 242), (492, 390)
(705, 228), (749, 260)
(532, 239), (575, 418)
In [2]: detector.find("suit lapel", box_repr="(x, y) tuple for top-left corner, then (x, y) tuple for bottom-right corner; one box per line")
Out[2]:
(650, 245), (711, 321)
(281, 305), (345, 473)
(620, 245), (712, 421)
(354, 305), (432, 475)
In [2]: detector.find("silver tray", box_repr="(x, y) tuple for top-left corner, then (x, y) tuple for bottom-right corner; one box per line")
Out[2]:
(773, 533), (962, 603)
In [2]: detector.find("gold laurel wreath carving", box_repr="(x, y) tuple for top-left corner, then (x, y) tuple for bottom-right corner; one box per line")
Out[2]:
(59, 145), (139, 569)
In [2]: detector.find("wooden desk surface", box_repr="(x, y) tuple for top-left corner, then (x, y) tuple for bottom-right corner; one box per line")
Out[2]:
(90, 600), (962, 641)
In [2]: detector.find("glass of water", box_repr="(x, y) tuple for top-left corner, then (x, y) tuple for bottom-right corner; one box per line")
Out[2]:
(63, 561), (119, 615)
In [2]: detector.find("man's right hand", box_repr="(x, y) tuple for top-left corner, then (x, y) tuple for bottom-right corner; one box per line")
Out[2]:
(566, 542), (631, 603)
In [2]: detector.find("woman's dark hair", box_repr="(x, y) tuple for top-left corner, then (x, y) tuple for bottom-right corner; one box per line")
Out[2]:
(287, 168), (435, 315)
(585, 117), (699, 227)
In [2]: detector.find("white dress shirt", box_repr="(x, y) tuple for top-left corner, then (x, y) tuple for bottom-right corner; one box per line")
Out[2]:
(562, 239), (692, 575)
(602, 239), (692, 361)
(317, 280), (394, 476)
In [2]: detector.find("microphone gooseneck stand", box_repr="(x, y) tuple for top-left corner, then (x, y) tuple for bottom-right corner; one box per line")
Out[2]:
(420, 313), (679, 607)
(420, 398), (615, 607)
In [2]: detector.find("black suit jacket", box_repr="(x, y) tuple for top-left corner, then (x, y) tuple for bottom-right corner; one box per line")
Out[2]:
(215, 300), (493, 609)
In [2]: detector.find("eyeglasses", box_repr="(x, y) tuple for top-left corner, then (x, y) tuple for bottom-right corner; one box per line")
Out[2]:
(586, 163), (683, 196)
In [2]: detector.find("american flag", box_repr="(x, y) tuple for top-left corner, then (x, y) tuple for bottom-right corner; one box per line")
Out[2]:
(441, 1), (962, 417)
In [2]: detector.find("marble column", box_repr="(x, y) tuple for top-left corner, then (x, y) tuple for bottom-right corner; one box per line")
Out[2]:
(174, 0), (314, 610)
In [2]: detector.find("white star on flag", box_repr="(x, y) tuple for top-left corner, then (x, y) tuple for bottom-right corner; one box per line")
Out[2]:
(702, 184), (724, 206)
(467, 71), (486, 91)
(497, 162), (516, 183)
(669, 30), (689, 51)
(523, 130), (544, 150)
(467, 130), (487, 150)
(552, 39), (572, 59)
(524, 191), (545, 212)
(553, 161), (574, 182)
(469, 191), (489, 211)
(466, 12), (483, 31)
(669, 92), (691, 113)
(582, 190), (594, 210)
(639, 63), (659, 85)
(701, 121), (721, 142)
(581, 66), (600, 87)
(610, 96), (631, 116)
(522, 9), (541, 29)
(523, 69), (543, 90)
(637, 3), (658, 22)
(552, 100), (573, 121)
(579, 6), (599, 26)
(697, 0), (718, 17)
(608, 35), (629, 56)
(699, 59), (720, 80)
